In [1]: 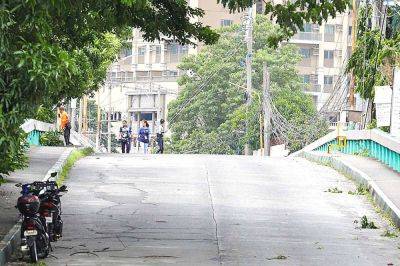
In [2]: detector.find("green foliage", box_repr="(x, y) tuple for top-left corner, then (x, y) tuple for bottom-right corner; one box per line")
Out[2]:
(0, 131), (28, 177)
(35, 105), (55, 124)
(360, 215), (378, 229)
(168, 16), (324, 154)
(346, 5), (400, 100)
(100, 133), (119, 153)
(218, 0), (350, 47)
(381, 229), (398, 238)
(366, 119), (377, 129)
(348, 184), (369, 195)
(353, 148), (370, 157)
(40, 131), (63, 146)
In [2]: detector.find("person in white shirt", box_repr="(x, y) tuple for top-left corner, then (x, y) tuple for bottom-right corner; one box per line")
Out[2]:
(156, 119), (165, 154)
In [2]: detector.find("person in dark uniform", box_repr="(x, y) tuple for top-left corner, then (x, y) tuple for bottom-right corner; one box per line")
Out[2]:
(119, 120), (132, 153)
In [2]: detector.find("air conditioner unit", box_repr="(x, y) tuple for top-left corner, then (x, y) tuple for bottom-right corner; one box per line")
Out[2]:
(335, 49), (343, 57)
(312, 48), (319, 56)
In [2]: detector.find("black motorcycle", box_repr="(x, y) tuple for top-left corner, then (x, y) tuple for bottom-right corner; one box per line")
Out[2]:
(38, 180), (67, 242)
(16, 182), (51, 262)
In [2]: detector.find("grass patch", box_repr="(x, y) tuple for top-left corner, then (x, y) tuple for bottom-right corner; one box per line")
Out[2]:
(325, 187), (343, 193)
(354, 215), (378, 229)
(381, 229), (398, 238)
(348, 184), (369, 195)
(30, 262), (47, 266)
(57, 147), (94, 186)
(0, 177), (7, 185)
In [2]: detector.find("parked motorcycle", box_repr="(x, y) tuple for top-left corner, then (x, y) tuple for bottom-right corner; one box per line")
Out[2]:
(16, 182), (51, 262)
(38, 180), (68, 242)
(15, 172), (68, 262)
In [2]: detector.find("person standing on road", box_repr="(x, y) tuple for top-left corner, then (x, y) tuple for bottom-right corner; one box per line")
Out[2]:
(138, 120), (150, 154)
(119, 120), (132, 154)
(59, 106), (71, 146)
(156, 119), (165, 154)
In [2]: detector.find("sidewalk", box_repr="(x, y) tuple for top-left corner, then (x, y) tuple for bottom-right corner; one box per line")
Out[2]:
(0, 146), (67, 240)
(303, 151), (400, 227)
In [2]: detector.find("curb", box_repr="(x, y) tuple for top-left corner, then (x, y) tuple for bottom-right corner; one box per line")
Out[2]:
(301, 151), (400, 228)
(0, 147), (75, 266)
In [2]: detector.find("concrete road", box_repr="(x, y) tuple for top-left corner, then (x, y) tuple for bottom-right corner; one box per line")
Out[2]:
(44, 154), (400, 265)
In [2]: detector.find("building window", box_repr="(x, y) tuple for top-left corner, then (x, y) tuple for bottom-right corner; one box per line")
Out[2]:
(120, 42), (132, 57)
(221, 19), (233, 27)
(348, 26), (352, 35)
(325, 24), (335, 34)
(302, 75), (311, 83)
(324, 50), (334, 59)
(324, 50), (334, 67)
(324, 24), (335, 42)
(138, 46), (146, 64)
(300, 48), (311, 58)
(140, 112), (153, 121)
(303, 23), (312, 32)
(324, 75), (333, 85)
(138, 46), (146, 56)
(324, 75), (334, 92)
(166, 43), (188, 63)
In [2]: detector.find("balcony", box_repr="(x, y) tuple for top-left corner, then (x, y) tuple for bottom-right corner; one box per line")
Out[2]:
(291, 32), (322, 43)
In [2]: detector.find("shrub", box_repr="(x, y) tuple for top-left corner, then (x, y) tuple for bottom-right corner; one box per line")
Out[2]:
(40, 131), (64, 146)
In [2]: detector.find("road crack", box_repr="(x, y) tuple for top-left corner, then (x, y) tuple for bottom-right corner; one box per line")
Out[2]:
(204, 163), (222, 265)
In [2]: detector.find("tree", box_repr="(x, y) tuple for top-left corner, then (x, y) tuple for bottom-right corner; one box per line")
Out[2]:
(167, 15), (323, 154)
(346, 5), (400, 100)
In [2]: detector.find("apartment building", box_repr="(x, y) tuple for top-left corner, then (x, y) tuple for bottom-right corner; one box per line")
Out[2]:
(97, 1), (242, 136)
(256, 1), (355, 110)
(292, 15), (354, 110)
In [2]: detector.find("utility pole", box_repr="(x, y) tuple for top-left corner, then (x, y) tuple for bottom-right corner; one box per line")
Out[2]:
(262, 63), (271, 156)
(244, 6), (253, 155)
(78, 98), (83, 134)
(108, 84), (112, 153)
(349, 0), (358, 109)
(157, 86), (161, 122)
(82, 95), (88, 135)
(70, 98), (77, 131)
(96, 91), (101, 150)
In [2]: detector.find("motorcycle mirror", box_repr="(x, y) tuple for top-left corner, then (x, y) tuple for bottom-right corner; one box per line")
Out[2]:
(50, 172), (58, 177)
(59, 185), (67, 192)
(15, 183), (22, 188)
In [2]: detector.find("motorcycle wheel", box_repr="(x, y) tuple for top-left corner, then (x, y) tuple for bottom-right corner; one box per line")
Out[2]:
(29, 240), (38, 263)
(37, 233), (49, 258)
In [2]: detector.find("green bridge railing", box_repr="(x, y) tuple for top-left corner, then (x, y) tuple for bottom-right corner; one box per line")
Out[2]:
(314, 132), (400, 173)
